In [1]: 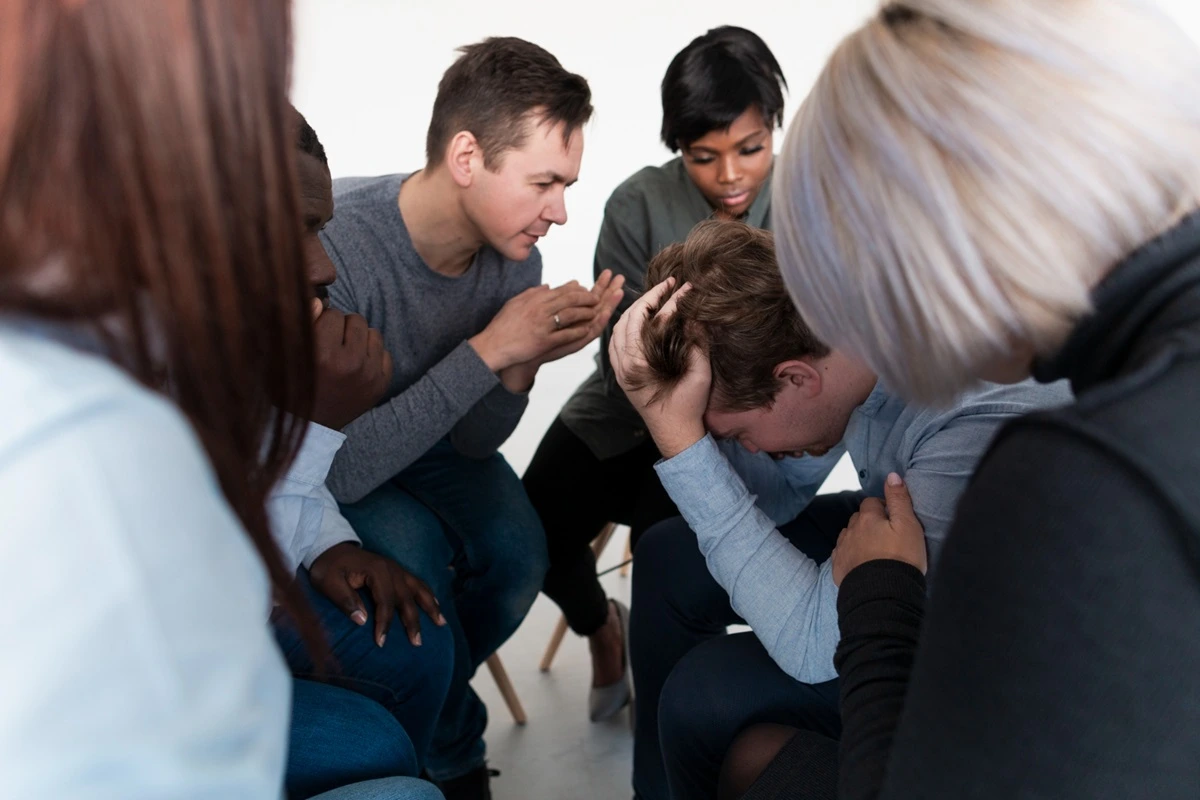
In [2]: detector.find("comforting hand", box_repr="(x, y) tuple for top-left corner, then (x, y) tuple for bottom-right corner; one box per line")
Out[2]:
(831, 474), (928, 586)
(308, 542), (446, 647)
(469, 280), (602, 372)
(310, 302), (393, 430)
(608, 277), (710, 458)
(491, 271), (626, 392)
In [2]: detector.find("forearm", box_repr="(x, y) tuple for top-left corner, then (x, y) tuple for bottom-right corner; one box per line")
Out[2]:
(834, 560), (927, 800)
(449, 383), (529, 459)
(656, 436), (841, 682)
(327, 341), (498, 503)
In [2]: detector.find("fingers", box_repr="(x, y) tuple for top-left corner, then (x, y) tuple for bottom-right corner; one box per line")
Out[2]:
(320, 573), (369, 627)
(883, 473), (916, 519)
(342, 311), (369, 350)
(857, 496), (887, 521)
(550, 305), (596, 329)
(547, 287), (600, 314)
(656, 281), (693, 321)
(407, 575), (447, 627)
(639, 277), (677, 317)
(363, 567), (395, 648)
(395, 591), (423, 648)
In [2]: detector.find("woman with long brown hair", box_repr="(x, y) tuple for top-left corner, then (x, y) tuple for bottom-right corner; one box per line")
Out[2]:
(0, 2), (435, 797)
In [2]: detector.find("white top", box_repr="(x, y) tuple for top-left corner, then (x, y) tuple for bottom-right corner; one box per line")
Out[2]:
(0, 324), (289, 799)
(269, 423), (359, 575)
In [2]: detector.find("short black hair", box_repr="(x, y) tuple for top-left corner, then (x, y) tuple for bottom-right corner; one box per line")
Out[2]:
(425, 37), (593, 169)
(660, 26), (788, 152)
(294, 109), (327, 166)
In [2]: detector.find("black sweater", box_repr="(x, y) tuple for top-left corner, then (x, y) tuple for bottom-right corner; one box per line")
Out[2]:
(834, 214), (1200, 800)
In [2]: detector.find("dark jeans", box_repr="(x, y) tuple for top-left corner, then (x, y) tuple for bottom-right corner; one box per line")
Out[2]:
(630, 492), (864, 800)
(285, 679), (445, 800)
(339, 439), (549, 781)
(524, 416), (679, 636)
(273, 569), (454, 768)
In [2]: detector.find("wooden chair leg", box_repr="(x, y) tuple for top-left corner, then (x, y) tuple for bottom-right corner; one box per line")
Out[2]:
(486, 653), (526, 725)
(620, 531), (633, 577)
(539, 615), (569, 672)
(539, 522), (618, 673)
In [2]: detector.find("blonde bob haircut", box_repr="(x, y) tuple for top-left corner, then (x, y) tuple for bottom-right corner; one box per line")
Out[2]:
(774, 0), (1200, 403)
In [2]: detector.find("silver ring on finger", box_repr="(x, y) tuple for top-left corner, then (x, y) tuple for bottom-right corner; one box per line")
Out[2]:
(553, 313), (563, 330)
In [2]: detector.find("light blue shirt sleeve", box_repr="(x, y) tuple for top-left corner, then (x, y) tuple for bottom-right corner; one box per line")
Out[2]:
(269, 423), (360, 574)
(655, 435), (845, 683)
(0, 341), (289, 799)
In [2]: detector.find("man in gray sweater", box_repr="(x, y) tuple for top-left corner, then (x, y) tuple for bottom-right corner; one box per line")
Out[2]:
(319, 38), (621, 800)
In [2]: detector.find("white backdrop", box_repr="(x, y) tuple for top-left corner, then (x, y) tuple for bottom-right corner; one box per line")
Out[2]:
(292, 0), (1200, 481)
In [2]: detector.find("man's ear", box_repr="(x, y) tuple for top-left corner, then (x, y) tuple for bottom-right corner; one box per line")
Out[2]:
(775, 359), (822, 399)
(446, 131), (480, 188)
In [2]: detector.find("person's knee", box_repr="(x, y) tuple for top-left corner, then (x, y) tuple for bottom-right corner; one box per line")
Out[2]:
(631, 515), (702, 606)
(468, 490), (549, 608)
(287, 682), (421, 797)
(718, 724), (801, 800)
(657, 645), (725, 756)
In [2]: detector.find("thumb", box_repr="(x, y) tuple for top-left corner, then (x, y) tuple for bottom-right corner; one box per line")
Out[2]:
(884, 473), (916, 520)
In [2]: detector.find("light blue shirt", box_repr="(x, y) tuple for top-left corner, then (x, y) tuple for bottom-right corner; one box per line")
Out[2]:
(269, 423), (360, 575)
(655, 380), (1071, 683)
(0, 324), (290, 799)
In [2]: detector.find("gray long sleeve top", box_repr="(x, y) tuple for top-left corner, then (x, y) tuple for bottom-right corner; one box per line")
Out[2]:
(320, 174), (539, 503)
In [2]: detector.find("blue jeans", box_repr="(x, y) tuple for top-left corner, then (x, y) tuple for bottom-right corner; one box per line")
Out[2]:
(340, 439), (550, 781)
(630, 493), (863, 800)
(312, 777), (444, 800)
(287, 680), (444, 800)
(274, 569), (454, 772)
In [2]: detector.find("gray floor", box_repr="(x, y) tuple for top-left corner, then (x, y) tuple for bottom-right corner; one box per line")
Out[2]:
(472, 530), (636, 800)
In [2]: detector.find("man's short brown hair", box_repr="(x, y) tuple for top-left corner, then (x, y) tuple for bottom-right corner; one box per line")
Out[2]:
(425, 37), (593, 169)
(638, 220), (830, 411)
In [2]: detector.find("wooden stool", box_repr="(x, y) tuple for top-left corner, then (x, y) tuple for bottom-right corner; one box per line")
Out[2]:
(485, 653), (526, 725)
(539, 522), (629, 672)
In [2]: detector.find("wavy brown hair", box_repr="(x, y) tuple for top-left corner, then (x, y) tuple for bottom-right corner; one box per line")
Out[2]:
(635, 220), (830, 411)
(0, 0), (317, 640)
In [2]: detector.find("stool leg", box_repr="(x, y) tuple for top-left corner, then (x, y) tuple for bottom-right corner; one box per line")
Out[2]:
(539, 615), (570, 672)
(620, 532), (632, 577)
(486, 653), (526, 725)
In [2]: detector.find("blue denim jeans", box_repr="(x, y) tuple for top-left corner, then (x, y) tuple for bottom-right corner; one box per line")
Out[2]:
(274, 569), (454, 772)
(311, 777), (444, 800)
(339, 439), (549, 781)
(287, 680), (444, 800)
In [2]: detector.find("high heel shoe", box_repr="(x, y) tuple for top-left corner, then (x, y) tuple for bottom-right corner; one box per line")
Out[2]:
(588, 599), (632, 722)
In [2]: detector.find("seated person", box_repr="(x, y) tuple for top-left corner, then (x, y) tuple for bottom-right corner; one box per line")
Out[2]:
(522, 25), (788, 722)
(606, 220), (1071, 800)
(317, 38), (622, 800)
(268, 110), (453, 800)
(0, 4), (429, 799)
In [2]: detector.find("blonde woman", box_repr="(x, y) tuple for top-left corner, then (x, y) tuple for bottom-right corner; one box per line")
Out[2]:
(723, 1), (1200, 798)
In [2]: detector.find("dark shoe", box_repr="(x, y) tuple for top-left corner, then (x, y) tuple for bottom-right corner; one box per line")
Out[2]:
(437, 765), (499, 800)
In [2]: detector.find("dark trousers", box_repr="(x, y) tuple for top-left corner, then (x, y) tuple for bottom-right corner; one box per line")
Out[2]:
(523, 416), (679, 636)
(630, 493), (863, 800)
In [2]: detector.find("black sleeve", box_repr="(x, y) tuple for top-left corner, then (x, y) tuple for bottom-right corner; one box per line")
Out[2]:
(834, 560), (926, 800)
(834, 422), (1200, 800)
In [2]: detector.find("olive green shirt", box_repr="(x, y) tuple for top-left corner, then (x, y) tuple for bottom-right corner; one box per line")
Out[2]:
(559, 157), (773, 460)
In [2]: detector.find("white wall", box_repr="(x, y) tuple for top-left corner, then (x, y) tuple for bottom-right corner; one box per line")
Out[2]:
(292, 0), (1200, 485)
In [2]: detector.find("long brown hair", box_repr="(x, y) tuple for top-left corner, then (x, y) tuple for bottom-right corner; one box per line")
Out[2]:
(0, 1), (317, 635)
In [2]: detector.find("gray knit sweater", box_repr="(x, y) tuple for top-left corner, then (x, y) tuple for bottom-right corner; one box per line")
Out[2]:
(320, 173), (539, 503)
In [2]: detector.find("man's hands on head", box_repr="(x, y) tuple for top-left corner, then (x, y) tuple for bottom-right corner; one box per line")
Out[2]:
(310, 300), (394, 430)
(609, 277), (710, 459)
(308, 542), (447, 648)
(471, 271), (625, 391)
(831, 474), (928, 586)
